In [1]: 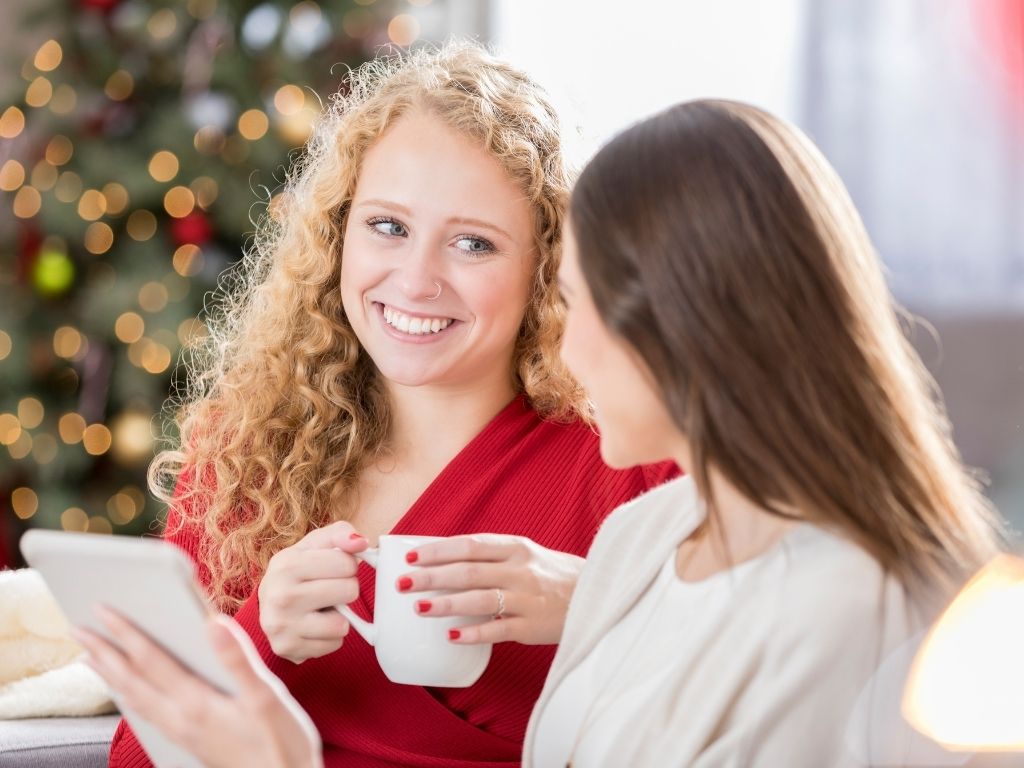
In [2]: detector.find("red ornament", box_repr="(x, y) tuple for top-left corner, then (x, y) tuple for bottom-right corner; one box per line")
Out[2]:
(169, 211), (214, 247)
(78, 0), (121, 12)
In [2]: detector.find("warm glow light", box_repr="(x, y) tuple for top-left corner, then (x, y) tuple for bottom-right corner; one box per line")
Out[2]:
(88, 516), (113, 535)
(0, 330), (11, 360)
(163, 185), (195, 218)
(102, 182), (130, 215)
(85, 222), (114, 254)
(54, 171), (83, 202)
(13, 186), (41, 218)
(126, 210), (158, 241)
(148, 8), (178, 39)
(238, 108), (270, 140)
(0, 159), (25, 191)
(177, 318), (208, 346)
(45, 135), (74, 166)
(107, 492), (138, 524)
(148, 150), (179, 182)
(387, 14), (420, 46)
(78, 189), (108, 221)
(34, 39), (63, 71)
(172, 244), (204, 276)
(138, 281), (170, 312)
(53, 326), (83, 358)
(18, 397), (44, 429)
(191, 176), (218, 209)
(50, 84), (77, 114)
(141, 341), (172, 373)
(105, 70), (134, 101)
(111, 413), (154, 465)
(1, 106), (25, 138)
(274, 84), (305, 115)
(26, 76), (53, 108)
(115, 312), (145, 343)
(82, 424), (112, 455)
(31, 161), (58, 191)
(275, 107), (317, 145)
(11, 487), (39, 520)
(903, 555), (1024, 751)
(8, 431), (32, 460)
(58, 413), (87, 444)
(194, 125), (226, 154)
(61, 507), (89, 532)
(0, 413), (21, 445)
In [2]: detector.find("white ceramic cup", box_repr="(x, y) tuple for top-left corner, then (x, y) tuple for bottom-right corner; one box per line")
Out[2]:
(337, 534), (492, 687)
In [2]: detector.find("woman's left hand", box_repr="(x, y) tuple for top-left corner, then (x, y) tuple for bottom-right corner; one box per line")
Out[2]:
(397, 535), (584, 646)
(73, 607), (322, 768)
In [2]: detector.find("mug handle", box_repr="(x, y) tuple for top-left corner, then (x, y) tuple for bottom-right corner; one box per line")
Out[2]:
(336, 547), (379, 646)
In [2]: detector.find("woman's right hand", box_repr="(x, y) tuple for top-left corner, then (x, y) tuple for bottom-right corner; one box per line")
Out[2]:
(258, 521), (369, 664)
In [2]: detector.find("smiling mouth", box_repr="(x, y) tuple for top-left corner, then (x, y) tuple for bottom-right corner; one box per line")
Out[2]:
(374, 302), (460, 337)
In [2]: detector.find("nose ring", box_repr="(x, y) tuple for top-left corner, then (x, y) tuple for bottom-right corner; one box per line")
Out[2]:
(427, 281), (442, 301)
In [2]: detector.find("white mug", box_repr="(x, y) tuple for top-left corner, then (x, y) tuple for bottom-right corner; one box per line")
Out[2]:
(337, 534), (492, 687)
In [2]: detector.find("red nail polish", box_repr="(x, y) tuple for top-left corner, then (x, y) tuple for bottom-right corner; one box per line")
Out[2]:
(416, 600), (431, 613)
(448, 629), (461, 641)
(405, 551), (419, 564)
(349, 533), (365, 540)
(397, 576), (413, 592)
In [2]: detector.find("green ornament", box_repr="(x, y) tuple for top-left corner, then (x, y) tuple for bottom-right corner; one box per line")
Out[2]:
(32, 249), (76, 296)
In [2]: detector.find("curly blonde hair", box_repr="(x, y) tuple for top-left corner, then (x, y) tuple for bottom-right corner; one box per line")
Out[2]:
(152, 41), (587, 610)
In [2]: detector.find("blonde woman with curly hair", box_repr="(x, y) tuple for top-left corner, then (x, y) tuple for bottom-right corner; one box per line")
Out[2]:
(104, 41), (676, 768)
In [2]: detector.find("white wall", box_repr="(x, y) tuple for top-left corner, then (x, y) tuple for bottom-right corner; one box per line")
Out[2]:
(492, 0), (807, 168)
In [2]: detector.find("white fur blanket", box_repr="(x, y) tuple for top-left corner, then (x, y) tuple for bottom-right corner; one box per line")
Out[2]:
(0, 569), (116, 719)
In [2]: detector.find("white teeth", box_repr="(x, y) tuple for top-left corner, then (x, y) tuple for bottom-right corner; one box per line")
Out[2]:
(381, 304), (454, 336)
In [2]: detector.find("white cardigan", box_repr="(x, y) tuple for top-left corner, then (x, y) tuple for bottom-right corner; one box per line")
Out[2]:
(524, 476), (943, 767)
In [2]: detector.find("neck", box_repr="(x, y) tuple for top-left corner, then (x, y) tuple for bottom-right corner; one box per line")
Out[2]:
(384, 372), (517, 464)
(672, 445), (798, 580)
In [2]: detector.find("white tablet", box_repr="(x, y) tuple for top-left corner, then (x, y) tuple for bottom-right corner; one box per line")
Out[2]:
(20, 529), (238, 768)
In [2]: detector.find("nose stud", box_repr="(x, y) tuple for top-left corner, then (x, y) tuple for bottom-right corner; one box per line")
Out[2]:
(427, 281), (442, 301)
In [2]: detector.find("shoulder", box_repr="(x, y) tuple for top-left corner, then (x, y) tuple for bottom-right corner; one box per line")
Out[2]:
(765, 527), (918, 654)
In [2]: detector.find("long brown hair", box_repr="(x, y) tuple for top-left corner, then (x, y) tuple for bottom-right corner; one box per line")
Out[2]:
(570, 99), (1003, 602)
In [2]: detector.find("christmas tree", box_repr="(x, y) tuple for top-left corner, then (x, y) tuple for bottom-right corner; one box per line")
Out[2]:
(0, 0), (424, 566)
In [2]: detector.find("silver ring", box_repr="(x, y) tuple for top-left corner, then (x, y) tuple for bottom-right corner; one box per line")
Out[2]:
(427, 281), (442, 301)
(493, 588), (506, 619)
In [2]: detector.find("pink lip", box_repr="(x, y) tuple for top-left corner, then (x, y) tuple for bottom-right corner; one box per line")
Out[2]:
(373, 302), (460, 344)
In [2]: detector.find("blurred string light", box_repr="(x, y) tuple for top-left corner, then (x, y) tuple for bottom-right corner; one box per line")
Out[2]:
(110, 413), (154, 466)
(102, 182), (129, 215)
(115, 312), (145, 343)
(45, 136), (74, 166)
(0, 330), (12, 360)
(85, 222), (115, 254)
(0, 106), (25, 137)
(283, 2), (330, 58)
(78, 189), (107, 220)
(242, 3), (282, 50)
(172, 244), (204, 276)
(60, 507), (88, 532)
(126, 209), (157, 240)
(148, 150), (179, 182)
(104, 70), (134, 101)
(191, 176), (218, 209)
(13, 187), (41, 218)
(52, 326), (83, 359)
(0, 160), (26, 191)
(82, 423), (112, 455)
(387, 14), (420, 47)
(0, 414), (21, 445)
(238, 108), (269, 140)
(26, 77), (53, 108)
(54, 171), (83, 203)
(33, 434), (58, 465)
(11, 488), (39, 520)
(31, 161), (58, 191)
(58, 413), (86, 444)
(18, 397), (44, 429)
(34, 40), (63, 71)
(185, 0), (218, 21)
(138, 281), (169, 312)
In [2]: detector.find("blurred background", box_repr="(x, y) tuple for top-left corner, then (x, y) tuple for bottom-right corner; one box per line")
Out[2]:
(1, 0), (1022, 567)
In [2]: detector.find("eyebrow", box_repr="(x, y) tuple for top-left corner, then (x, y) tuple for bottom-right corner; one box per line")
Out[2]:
(353, 198), (515, 242)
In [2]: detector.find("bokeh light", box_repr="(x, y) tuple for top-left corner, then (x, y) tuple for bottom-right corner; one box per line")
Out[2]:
(11, 488), (39, 520)
(115, 312), (145, 343)
(34, 40), (63, 71)
(82, 423), (113, 455)
(85, 222), (115, 254)
(126, 210), (158, 241)
(0, 160), (25, 192)
(58, 413), (87, 444)
(148, 150), (179, 182)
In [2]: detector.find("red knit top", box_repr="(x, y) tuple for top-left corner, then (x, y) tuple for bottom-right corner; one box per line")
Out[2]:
(109, 395), (678, 767)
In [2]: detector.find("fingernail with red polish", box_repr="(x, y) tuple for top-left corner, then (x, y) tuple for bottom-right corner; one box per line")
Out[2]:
(405, 551), (419, 564)
(397, 576), (413, 592)
(349, 533), (366, 541)
(416, 600), (431, 614)
(448, 629), (461, 641)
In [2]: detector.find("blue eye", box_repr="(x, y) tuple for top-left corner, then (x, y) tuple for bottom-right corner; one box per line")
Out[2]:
(368, 218), (408, 237)
(454, 236), (495, 254)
